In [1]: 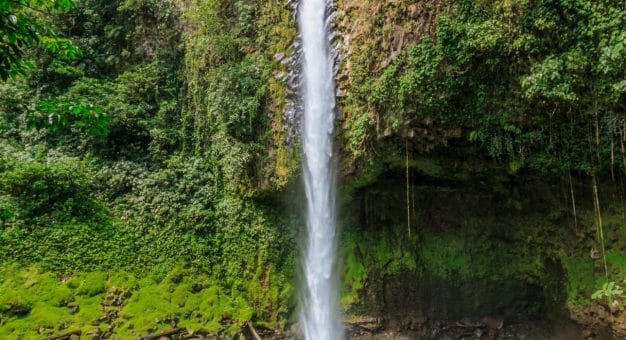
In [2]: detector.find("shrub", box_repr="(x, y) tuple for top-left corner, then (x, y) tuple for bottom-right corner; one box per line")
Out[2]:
(0, 158), (101, 225)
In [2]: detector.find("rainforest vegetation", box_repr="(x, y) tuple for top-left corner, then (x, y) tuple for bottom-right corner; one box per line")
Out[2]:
(0, 0), (625, 338)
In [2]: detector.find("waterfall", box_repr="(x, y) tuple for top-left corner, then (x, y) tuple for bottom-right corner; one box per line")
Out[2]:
(297, 0), (343, 339)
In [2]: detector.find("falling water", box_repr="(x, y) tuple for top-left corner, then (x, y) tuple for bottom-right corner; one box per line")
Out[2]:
(298, 0), (342, 339)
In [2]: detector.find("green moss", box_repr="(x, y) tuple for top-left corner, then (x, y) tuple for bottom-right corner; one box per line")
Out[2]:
(106, 271), (138, 290)
(556, 203), (626, 307)
(373, 235), (417, 275)
(340, 226), (421, 312)
(0, 265), (100, 338)
(607, 251), (626, 280)
(0, 266), (72, 312)
(562, 256), (598, 307)
(389, 157), (444, 178)
(69, 272), (107, 297)
(419, 234), (473, 279)
(0, 264), (291, 338)
(340, 241), (367, 310)
(72, 294), (103, 331)
(116, 273), (253, 336)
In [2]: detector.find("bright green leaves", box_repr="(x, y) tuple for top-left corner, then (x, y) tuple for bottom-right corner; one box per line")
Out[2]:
(598, 30), (626, 102)
(365, 35), (445, 133)
(181, 0), (284, 194)
(0, 2), (39, 79)
(206, 57), (269, 142)
(463, 19), (508, 54)
(0, 158), (99, 224)
(40, 36), (82, 60)
(184, 0), (270, 147)
(352, 0), (625, 175)
(33, 98), (108, 137)
(520, 0), (624, 106)
(598, 31), (626, 74)
(400, 37), (443, 111)
(521, 55), (578, 102)
(31, 0), (76, 12)
(0, 0), (78, 80)
(592, 280), (625, 311)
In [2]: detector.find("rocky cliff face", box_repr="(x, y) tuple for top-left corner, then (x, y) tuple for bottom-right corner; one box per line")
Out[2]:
(326, 0), (626, 337)
(337, 162), (626, 337)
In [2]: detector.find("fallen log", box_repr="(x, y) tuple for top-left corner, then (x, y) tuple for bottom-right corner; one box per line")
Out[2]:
(44, 330), (81, 340)
(139, 328), (182, 340)
(247, 322), (262, 340)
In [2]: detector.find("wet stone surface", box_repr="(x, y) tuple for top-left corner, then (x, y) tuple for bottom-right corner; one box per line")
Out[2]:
(344, 316), (585, 340)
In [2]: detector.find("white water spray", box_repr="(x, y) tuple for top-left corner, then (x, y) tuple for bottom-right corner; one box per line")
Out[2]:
(298, 0), (343, 339)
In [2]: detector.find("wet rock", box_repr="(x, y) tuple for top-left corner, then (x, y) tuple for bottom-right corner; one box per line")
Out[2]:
(4, 303), (31, 316)
(86, 328), (102, 340)
(67, 302), (79, 314)
(427, 326), (440, 340)
(275, 71), (287, 80)
(280, 56), (292, 66)
(590, 248), (601, 260)
(474, 328), (484, 337)
(344, 316), (386, 337)
(481, 316), (504, 330)
(413, 315), (427, 326)
(348, 313), (588, 339)
(582, 329), (595, 338)
(457, 317), (482, 328)
(288, 322), (301, 337)
(43, 330), (81, 340)
(190, 283), (203, 293)
(399, 315), (428, 331)
(274, 52), (286, 62)
(103, 288), (131, 307)
(401, 318), (411, 330)
(364, 323), (382, 333)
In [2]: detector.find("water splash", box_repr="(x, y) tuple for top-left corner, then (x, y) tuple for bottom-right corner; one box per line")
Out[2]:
(298, 0), (343, 339)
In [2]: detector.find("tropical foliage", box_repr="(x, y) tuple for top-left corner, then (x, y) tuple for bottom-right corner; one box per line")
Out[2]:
(0, 0), (625, 337)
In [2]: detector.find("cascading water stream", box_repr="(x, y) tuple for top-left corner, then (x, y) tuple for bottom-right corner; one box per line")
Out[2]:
(297, 0), (343, 339)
